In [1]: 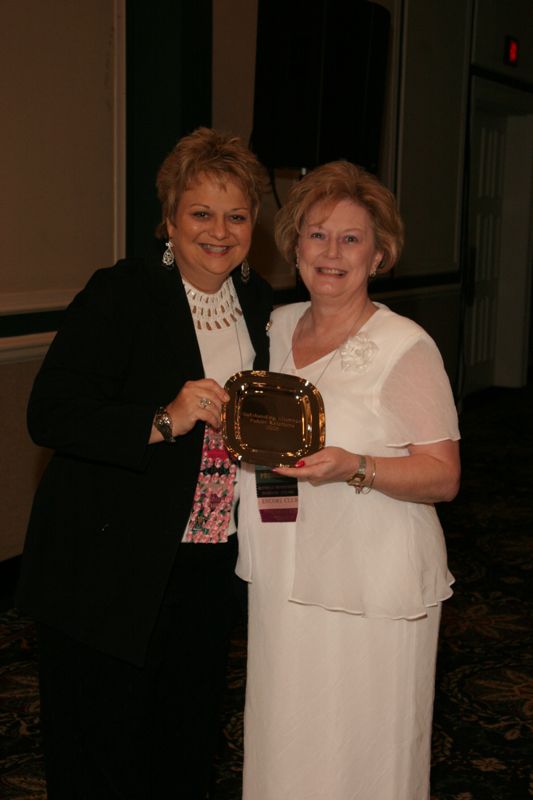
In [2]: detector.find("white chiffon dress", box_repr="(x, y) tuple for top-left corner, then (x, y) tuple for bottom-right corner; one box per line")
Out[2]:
(237, 302), (461, 800)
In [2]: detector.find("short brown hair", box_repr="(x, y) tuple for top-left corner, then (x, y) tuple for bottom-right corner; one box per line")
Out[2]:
(275, 161), (404, 272)
(156, 127), (268, 238)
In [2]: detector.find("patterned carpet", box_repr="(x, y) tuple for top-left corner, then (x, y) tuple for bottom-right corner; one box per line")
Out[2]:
(1, 383), (532, 799)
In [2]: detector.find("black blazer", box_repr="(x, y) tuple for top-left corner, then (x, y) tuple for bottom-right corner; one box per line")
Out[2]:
(17, 258), (272, 665)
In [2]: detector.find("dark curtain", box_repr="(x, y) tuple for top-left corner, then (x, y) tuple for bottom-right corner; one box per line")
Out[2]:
(126, 0), (212, 257)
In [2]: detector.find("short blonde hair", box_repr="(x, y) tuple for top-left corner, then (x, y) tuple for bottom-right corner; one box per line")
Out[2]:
(275, 161), (404, 272)
(156, 127), (268, 238)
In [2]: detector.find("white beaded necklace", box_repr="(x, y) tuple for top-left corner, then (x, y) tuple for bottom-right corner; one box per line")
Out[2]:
(183, 278), (243, 331)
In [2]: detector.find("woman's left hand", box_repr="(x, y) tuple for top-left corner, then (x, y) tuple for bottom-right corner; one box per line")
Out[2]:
(273, 447), (356, 485)
(273, 440), (461, 503)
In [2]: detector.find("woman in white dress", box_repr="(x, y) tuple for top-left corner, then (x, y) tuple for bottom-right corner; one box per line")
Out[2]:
(237, 161), (461, 800)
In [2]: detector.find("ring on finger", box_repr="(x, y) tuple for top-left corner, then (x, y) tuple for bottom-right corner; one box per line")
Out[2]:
(199, 396), (212, 409)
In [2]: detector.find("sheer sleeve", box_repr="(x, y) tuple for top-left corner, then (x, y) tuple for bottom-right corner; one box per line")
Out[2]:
(381, 337), (460, 447)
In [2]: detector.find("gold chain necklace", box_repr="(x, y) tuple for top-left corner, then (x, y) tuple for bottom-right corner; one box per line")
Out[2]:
(278, 301), (373, 386)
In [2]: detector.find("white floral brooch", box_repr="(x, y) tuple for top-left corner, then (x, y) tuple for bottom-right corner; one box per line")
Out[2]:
(340, 333), (378, 373)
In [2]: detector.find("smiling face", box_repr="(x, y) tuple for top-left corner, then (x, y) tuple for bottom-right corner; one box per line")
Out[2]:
(166, 173), (253, 292)
(296, 198), (384, 305)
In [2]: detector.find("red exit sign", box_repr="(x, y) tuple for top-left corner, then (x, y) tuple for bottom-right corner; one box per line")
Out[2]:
(504, 35), (519, 66)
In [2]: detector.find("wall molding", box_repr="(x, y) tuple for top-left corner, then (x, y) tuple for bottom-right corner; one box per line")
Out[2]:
(373, 282), (461, 303)
(0, 332), (53, 364)
(0, 289), (79, 316)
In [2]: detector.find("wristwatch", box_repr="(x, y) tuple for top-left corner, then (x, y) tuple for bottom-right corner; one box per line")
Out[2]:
(347, 455), (367, 492)
(153, 406), (175, 443)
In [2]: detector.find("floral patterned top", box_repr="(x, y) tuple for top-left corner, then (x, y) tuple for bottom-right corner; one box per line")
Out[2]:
(183, 426), (238, 543)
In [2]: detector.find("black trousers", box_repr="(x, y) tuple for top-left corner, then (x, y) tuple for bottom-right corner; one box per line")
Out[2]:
(37, 536), (239, 800)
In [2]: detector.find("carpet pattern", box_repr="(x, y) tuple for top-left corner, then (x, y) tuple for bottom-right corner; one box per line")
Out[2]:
(1, 384), (532, 799)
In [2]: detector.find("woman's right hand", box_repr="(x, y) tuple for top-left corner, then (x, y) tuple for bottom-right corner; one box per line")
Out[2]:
(150, 379), (230, 442)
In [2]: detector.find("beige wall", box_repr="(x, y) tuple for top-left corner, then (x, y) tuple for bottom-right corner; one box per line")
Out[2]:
(396, 0), (472, 276)
(0, 1), (124, 560)
(1, 0), (124, 313)
(212, 0), (258, 142)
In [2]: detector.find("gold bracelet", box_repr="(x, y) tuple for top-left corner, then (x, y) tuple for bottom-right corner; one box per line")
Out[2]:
(361, 457), (376, 494)
(347, 455), (367, 493)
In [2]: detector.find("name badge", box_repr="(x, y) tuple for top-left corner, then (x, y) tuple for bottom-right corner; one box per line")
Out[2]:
(255, 465), (298, 523)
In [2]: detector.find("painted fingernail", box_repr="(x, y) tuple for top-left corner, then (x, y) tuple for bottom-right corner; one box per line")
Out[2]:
(296, 460), (305, 467)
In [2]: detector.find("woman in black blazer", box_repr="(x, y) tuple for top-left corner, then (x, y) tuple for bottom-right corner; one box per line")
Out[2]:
(17, 128), (272, 799)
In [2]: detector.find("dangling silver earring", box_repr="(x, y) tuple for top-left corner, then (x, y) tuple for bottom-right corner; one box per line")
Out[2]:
(162, 240), (175, 268)
(241, 258), (250, 284)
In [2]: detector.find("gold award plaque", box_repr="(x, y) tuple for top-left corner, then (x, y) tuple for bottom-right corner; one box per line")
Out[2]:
(222, 370), (326, 466)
